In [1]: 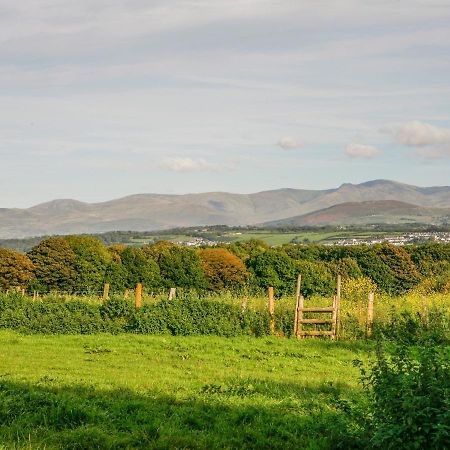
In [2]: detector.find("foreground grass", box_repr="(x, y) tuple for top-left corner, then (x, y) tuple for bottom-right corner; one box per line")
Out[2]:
(0, 332), (370, 449)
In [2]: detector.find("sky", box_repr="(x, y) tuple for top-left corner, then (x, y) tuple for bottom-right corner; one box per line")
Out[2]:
(1, 0), (450, 208)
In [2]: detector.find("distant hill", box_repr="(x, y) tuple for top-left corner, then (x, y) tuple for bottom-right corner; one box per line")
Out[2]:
(1, 180), (450, 238)
(265, 200), (450, 227)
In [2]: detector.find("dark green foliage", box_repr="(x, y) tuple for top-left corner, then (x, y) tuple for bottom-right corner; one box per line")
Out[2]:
(65, 236), (112, 293)
(28, 237), (77, 293)
(146, 242), (206, 289)
(296, 260), (335, 297)
(374, 244), (421, 295)
(246, 249), (296, 295)
(0, 294), (273, 337)
(376, 307), (450, 345)
(129, 298), (269, 337)
(358, 343), (450, 449)
(0, 294), (113, 334)
(120, 247), (161, 290)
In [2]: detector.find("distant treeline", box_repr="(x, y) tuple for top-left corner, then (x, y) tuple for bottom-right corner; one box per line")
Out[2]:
(2, 223), (450, 252)
(0, 235), (450, 296)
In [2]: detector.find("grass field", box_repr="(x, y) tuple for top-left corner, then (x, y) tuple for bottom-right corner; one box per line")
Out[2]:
(0, 332), (371, 449)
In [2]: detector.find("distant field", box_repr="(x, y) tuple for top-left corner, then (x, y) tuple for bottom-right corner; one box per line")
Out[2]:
(123, 230), (398, 246)
(0, 332), (369, 449)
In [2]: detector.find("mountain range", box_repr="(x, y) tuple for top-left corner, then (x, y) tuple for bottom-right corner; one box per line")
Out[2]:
(1, 180), (450, 238)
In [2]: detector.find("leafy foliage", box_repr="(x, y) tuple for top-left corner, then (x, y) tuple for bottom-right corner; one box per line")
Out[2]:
(358, 343), (450, 449)
(0, 248), (35, 290)
(28, 237), (77, 293)
(199, 248), (249, 291)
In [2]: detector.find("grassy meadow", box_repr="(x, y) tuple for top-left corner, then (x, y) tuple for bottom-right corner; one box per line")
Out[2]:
(0, 332), (370, 449)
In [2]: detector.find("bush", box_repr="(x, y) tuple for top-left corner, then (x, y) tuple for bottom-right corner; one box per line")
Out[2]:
(358, 343), (450, 449)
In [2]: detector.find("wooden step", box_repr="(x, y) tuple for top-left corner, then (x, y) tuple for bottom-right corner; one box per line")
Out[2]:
(297, 330), (335, 336)
(300, 318), (334, 324)
(299, 307), (335, 312)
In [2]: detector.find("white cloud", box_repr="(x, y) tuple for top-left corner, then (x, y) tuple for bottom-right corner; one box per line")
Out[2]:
(384, 121), (450, 159)
(345, 143), (380, 159)
(388, 120), (450, 147)
(277, 137), (303, 150)
(159, 157), (221, 172)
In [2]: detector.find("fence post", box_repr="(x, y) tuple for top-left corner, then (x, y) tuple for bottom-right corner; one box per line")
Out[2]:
(294, 273), (302, 337)
(102, 283), (110, 302)
(135, 283), (142, 308)
(367, 292), (374, 337)
(335, 274), (341, 339)
(241, 297), (248, 312)
(268, 286), (275, 334)
(168, 287), (176, 300)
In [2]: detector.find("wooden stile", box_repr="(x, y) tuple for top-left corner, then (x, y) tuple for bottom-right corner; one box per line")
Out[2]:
(135, 283), (142, 308)
(367, 292), (374, 337)
(294, 274), (302, 337)
(168, 287), (176, 300)
(268, 287), (275, 334)
(102, 283), (110, 302)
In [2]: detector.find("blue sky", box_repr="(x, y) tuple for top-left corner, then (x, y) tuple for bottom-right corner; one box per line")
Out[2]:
(1, 0), (450, 207)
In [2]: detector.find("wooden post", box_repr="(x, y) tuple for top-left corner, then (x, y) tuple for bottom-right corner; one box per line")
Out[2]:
(268, 287), (275, 334)
(297, 295), (305, 339)
(135, 283), (142, 308)
(32, 291), (37, 301)
(168, 287), (176, 300)
(294, 273), (302, 337)
(335, 275), (341, 339)
(102, 283), (110, 302)
(331, 296), (338, 340)
(367, 292), (374, 337)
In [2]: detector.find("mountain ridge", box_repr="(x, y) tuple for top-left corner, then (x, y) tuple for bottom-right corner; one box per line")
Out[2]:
(1, 180), (450, 238)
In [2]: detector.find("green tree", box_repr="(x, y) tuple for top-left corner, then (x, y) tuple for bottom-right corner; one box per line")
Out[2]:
(144, 242), (206, 289)
(375, 244), (421, 295)
(246, 249), (296, 295)
(0, 248), (35, 291)
(28, 237), (77, 292)
(65, 236), (112, 293)
(120, 247), (161, 290)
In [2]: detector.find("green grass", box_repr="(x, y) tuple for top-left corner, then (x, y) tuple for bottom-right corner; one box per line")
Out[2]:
(0, 332), (370, 449)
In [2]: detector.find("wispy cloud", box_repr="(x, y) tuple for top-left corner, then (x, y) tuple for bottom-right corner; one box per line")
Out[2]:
(385, 121), (450, 159)
(159, 157), (222, 172)
(277, 137), (303, 150)
(345, 143), (381, 159)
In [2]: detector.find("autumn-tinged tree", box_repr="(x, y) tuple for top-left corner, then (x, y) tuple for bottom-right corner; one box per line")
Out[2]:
(0, 248), (35, 291)
(28, 237), (77, 292)
(198, 248), (249, 291)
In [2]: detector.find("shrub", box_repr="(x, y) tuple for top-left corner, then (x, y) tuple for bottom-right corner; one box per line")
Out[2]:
(358, 343), (450, 449)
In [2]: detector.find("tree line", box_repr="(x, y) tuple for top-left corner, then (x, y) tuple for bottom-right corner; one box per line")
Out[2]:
(0, 236), (449, 296)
